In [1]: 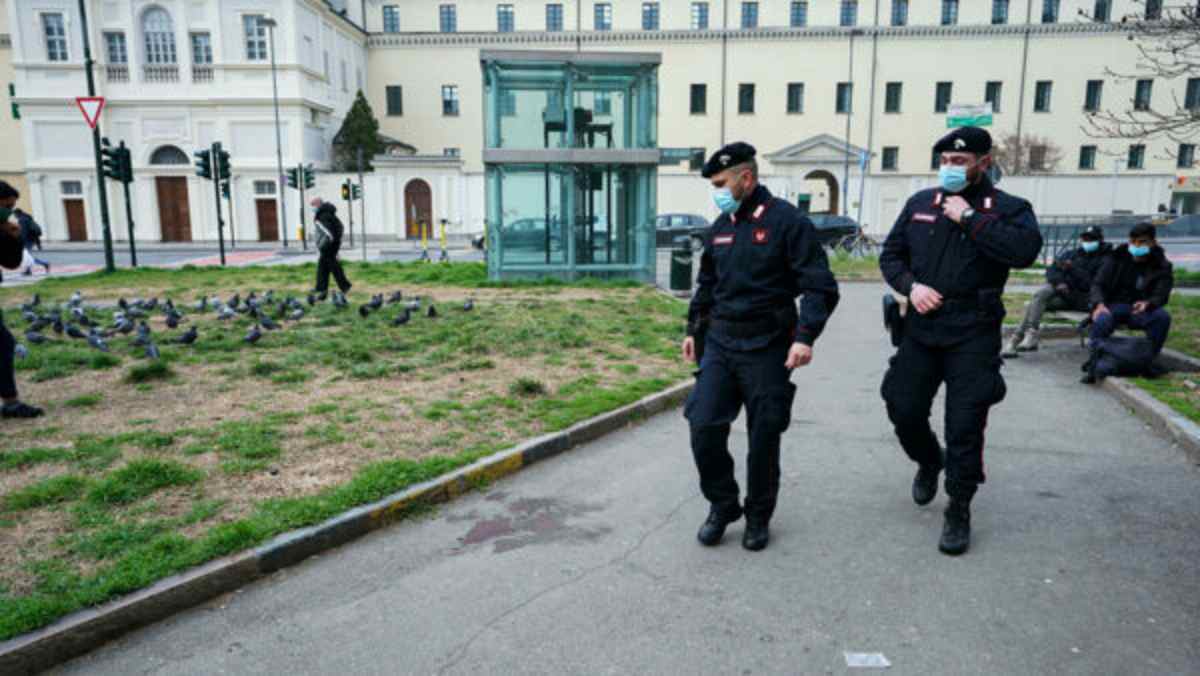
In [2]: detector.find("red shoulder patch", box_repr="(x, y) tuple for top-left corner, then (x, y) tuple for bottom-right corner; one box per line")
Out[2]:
(752, 228), (769, 245)
(713, 234), (734, 246)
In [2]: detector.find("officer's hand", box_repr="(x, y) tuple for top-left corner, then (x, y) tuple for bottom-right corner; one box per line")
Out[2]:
(1092, 303), (1110, 321)
(1133, 301), (1150, 315)
(682, 336), (695, 362)
(942, 196), (970, 224)
(910, 283), (944, 315)
(785, 343), (812, 369)
(0, 218), (17, 239)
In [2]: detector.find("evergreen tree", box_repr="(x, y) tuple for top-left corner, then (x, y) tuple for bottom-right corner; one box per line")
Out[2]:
(334, 90), (384, 171)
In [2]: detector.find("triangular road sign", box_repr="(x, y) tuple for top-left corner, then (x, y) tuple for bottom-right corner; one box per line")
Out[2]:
(75, 96), (105, 129)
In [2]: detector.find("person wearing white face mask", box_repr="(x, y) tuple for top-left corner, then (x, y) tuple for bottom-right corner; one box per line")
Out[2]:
(683, 142), (839, 552)
(1004, 226), (1112, 356)
(879, 126), (1043, 556)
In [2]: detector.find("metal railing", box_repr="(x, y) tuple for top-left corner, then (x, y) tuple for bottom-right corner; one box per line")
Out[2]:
(142, 64), (179, 83)
(1037, 213), (1198, 264)
(192, 66), (213, 83)
(105, 64), (129, 82)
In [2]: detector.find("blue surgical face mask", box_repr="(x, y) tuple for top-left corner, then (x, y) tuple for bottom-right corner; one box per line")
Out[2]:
(938, 165), (968, 193)
(712, 187), (741, 214)
(1081, 241), (1100, 253)
(1129, 244), (1151, 258)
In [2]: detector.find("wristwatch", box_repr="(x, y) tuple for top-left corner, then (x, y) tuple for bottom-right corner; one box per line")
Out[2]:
(961, 207), (976, 223)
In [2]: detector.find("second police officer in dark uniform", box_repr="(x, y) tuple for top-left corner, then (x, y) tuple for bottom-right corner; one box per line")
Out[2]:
(683, 143), (840, 552)
(879, 127), (1043, 556)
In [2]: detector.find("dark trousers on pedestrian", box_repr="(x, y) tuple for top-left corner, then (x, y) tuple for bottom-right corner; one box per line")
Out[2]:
(685, 336), (797, 523)
(315, 243), (351, 295)
(0, 312), (17, 400)
(881, 332), (1007, 501)
(1089, 304), (1172, 355)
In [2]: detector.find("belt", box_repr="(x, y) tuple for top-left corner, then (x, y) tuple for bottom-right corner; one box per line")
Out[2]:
(711, 306), (795, 339)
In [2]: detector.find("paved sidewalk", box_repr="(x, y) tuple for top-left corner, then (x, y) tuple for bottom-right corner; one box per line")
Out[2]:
(53, 283), (1200, 675)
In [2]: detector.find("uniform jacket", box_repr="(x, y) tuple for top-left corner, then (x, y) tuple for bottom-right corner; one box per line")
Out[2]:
(313, 203), (344, 251)
(880, 176), (1043, 346)
(1045, 243), (1112, 294)
(1089, 244), (1173, 311)
(16, 210), (42, 249)
(687, 184), (840, 350)
(0, 219), (21, 285)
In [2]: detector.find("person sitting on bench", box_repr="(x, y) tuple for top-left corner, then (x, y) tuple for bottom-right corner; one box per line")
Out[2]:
(1005, 225), (1111, 356)
(1084, 223), (1173, 381)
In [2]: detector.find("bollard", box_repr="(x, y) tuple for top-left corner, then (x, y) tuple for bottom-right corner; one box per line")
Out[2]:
(670, 235), (693, 293)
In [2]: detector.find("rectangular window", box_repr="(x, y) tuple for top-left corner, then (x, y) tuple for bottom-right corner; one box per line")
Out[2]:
(1084, 80), (1103, 112)
(594, 3), (612, 30)
(692, 2), (710, 29)
(444, 148), (461, 158)
(244, 15), (268, 61)
(254, 180), (276, 195)
(61, 180), (83, 195)
(642, 2), (660, 30)
(738, 83), (755, 114)
(935, 82), (952, 113)
(190, 33), (212, 64)
(882, 147), (899, 171)
(546, 4), (563, 31)
(941, 0), (958, 25)
(497, 4), (515, 32)
(931, 148), (941, 170)
(690, 83), (707, 114)
(439, 5), (457, 32)
(1145, 0), (1162, 20)
(840, 0), (858, 27)
(1092, 0), (1110, 22)
(1134, 79), (1153, 111)
(386, 85), (403, 116)
(442, 85), (459, 116)
(786, 83), (805, 114)
(594, 92), (611, 115)
(1034, 81), (1052, 112)
(1179, 144), (1196, 169)
(382, 5), (400, 33)
(1041, 0), (1060, 23)
(741, 2), (759, 29)
(1079, 145), (1097, 170)
(985, 81), (1002, 113)
(884, 82), (902, 113)
(791, 2), (809, 27)
(1029, 145), (1049, 170)
(43, 13), (68, 62)
(1186, 78), (1200, 110)
(105, 32), (127, 64)
(992, 0), (1009, 24)
(323, 51), (329, 79)
(1128, 144), (1145, 170)
(891, 0), (908, 26)
(836, 82), (853, 113)
(340, 60), (348, 92)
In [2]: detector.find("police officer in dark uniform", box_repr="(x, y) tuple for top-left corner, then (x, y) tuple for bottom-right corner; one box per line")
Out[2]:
(683, 142), (839, 552)
(879, 127), (1042, 556)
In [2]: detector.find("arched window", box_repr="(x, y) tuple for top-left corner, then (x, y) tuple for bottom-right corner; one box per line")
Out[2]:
(149, 145), (188, 165)
(142, 8), (176, 64)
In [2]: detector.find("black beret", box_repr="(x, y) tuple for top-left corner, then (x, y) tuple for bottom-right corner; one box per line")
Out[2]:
(1080, 226), (1105, 241)
(932, 126), (992, 156)
(701, 142), (756, 178)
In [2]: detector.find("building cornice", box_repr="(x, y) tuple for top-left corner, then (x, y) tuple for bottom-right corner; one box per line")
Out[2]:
(368, 21), (1125, 48)
(12, 97), (336, 113)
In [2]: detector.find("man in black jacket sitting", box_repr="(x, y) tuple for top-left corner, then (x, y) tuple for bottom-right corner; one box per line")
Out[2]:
(1084, 222), (1174, 384)
(0, 181), (44, 419)
(310, 197), (352, 300)
(1004, 226), (1111, 356)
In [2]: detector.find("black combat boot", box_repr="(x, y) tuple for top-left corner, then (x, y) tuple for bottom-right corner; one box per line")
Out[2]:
(938, 499), (971, 556)
(912, 464), (941, 506)
(742, 519), (769, 551)
(697, 504), (742, 546)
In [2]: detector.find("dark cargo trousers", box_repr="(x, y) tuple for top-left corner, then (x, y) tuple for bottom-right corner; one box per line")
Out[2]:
(880, 332), (1008, 501)
(685, 336), (797, 523)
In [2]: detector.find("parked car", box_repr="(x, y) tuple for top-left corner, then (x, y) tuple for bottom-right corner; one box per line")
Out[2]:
(655, 213), (709, 248)
(805, 214), (860, 248)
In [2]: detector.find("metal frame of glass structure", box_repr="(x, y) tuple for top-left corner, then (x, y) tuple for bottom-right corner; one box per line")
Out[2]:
(481, 50), (661, 283)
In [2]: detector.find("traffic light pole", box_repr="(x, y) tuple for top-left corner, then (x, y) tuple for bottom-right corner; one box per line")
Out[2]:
(357, 147), (367, 262)
(119, 143), (137, 267)
(227, 179), (237, 250)
(212, 141), (227, 266)
(344, 179), (354, 249)
(297, 163), (308, 252)
(78, 0), (115, 273)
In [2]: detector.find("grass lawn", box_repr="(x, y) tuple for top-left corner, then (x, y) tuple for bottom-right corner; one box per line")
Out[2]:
(0, 262), (692, 640)
(1130, 375), (1200, 425)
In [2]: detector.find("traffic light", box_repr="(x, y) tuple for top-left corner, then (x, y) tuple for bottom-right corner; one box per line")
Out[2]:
(216, 148), (231, 181)
(286, 167), (299, 189)
(194, 149), (213, 180)
(220, 180), (230, 199)
(118, 146), (133, 184)
(341, 181), (350, 201)
(302, 164), (315, 189)
(101, 138), (122, 182)
(352, 183), (361, 200)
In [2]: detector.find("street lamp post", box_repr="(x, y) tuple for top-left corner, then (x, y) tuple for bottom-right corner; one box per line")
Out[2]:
(261, 16), (288, 248)
(1110, 157), (1125, 215)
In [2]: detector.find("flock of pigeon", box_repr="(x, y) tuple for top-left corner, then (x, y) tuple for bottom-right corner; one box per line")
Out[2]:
(11, 288), (475, 361)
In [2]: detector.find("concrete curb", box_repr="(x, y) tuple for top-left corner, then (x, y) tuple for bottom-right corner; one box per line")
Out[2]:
(1101, 377), (1200, 464)
(0, 380), (694, 675)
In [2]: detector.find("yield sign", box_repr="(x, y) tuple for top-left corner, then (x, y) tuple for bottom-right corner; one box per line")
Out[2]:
(75, 96), (105, 129)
